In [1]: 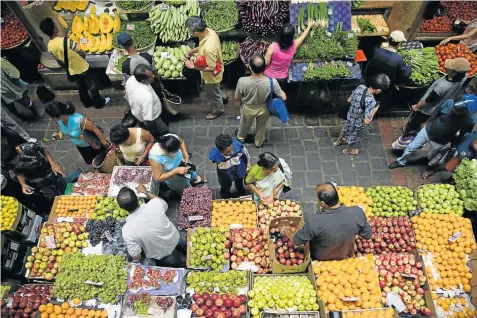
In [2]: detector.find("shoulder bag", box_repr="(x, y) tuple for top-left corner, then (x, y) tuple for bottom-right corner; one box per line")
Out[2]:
(63, 37), (75, 82)
(267, 78), (290, 124)
(79, 116), (105, 150)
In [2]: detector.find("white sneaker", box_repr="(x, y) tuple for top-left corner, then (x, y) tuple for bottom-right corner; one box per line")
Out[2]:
(105, 97), (111, 105)
(236, 116), (241, 120)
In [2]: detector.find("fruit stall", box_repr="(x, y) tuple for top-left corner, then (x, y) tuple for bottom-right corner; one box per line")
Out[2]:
(4, 171), (477, 318)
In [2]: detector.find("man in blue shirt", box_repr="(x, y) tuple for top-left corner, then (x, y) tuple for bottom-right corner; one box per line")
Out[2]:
(389, 94), (477, 169)
(209, 134), (250, 199)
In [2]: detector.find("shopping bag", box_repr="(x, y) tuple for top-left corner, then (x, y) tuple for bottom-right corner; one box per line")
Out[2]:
(267, 78), (290, 124)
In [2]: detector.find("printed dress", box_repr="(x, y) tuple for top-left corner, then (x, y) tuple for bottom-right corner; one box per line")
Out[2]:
(342, 85), (377, 144)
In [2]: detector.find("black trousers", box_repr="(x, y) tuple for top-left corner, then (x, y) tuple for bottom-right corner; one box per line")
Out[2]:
(218, 173), (245, 199)
(403, 111), (431, 135)
(155, 239), (186, 268)
(145, 116), (169, 140)
(73, 69), (106, 108)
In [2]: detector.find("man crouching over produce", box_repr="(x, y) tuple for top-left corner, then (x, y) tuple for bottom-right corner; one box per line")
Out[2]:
(119, 185), (185, 267)
(184, 16), (228, 120)
(279, 183), (372, 261)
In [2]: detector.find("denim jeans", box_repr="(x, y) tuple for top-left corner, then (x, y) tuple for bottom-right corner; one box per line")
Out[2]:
(397, 127), (447, 166)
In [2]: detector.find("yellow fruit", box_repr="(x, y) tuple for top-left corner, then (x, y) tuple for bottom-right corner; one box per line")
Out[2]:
(90, 4), (96, 15)
(113, 10), (120, 33)
(72, 15), (84, 34)
(76, 0), (89, 11)
(98, 33), (106, 53)
(83, 16), (91, 31)
(99, 13), (114, 33)
(106, 33), (112, 50)
(90, 14), (99, 34)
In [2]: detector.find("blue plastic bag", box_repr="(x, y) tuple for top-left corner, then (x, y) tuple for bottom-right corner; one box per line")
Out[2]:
(267, 78), (290, 123)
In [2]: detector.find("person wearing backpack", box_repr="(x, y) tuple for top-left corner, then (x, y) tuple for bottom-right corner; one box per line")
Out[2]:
(208, 134), (250, 199)
(39, 17), (109, 109)
(333, 74), (390, 155)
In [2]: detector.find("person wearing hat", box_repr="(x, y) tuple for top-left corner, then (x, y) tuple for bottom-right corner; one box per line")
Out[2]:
(364, 30), (412, 86)
(389, 93), (477, 169)
(402, 57), (470, 135)
(117, 32), (155, 77)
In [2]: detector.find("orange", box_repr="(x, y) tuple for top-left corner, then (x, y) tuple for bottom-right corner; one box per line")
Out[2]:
(47, 306), (55, 314)
(74, 310), (82, 316)
(41, 313), (49, 318)
(50, 314), (58, 318)
(67, 308), (75, 315)
(39, 305), (47, 313)
(81, 309), (89, 316)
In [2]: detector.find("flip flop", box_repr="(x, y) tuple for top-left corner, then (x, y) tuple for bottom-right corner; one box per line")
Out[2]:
(343, 148), (359, 155)
(206, 112), (224, 120)
(421, 170), (435, 180)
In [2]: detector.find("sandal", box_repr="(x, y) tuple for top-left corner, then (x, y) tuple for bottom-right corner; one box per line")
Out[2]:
(333, 139), (346, 147)
(343, 148), (359, 155)
(421, 170), (435, 180)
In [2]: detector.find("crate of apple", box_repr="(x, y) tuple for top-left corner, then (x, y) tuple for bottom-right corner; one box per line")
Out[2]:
(191, 293), (247, 318)
(226, 229), (271, 274)
(375, 253), (432, 316)
(269, 227), (307, 267)
(25, 223), (89, 279)
(355, 216), (416, 255)
(258, 200), (302, 231)
(2, 285), (53, 318)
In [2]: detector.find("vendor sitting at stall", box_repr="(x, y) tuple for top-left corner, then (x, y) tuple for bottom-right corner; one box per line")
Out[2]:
(119, 185), (185, 267)
(440, 17), (477, 52)
(279, 183), (372, 261)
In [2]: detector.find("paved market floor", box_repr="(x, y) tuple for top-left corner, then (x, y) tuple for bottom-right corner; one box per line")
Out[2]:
(16, 88), (449, 222)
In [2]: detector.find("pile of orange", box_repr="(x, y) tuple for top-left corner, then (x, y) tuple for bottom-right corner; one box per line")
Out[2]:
(312, 257), (382, 311)
(425, 250), (472, 292)
(211, 200), (256, 228)
(337, 186), (373, 216)
(341, 308), (395, 318)
(434, 296), (476, 317)
(39, 302), (107, 318)
(54, 196), (97, 217)
(411, 212), (476, 253)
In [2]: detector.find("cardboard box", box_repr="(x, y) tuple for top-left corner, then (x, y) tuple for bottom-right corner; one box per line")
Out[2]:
(470, 250), (477, 307)
(267, 216), (310, 274)
(3, 204), (37, 238)
(411, 250), (437, 317)
(333, 308), (398, 318)
(211, 197), (257, 229)
(249, 271), (326, 318)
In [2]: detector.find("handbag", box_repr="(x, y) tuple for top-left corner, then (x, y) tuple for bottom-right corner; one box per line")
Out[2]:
(79, 116), (105, 150)
(63, 37), (75, 82)
(267, 78), (290, 123)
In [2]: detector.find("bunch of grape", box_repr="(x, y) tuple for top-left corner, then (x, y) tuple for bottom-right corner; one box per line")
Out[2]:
(103, 220), (128, 257)
(186, 271), (247, 294)
(85, 217), (117, 246)
(53, 254), (128, 304)
(129, 293), (151, 315)
(156, 296), (174, 312)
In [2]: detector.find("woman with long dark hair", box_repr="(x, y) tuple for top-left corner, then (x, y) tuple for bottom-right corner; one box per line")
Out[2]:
(245, 152), (291, 204)
(264, 22), (315, 82)
(45, 102), (110, 164)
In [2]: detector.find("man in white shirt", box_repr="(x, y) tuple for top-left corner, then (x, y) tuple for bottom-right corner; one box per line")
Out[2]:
(125, 64), (169, 139)
(119, 185), (184, 267)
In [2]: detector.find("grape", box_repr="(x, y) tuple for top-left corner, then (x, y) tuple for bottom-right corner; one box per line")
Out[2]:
(85, 217), (117, 246)
(177, 187), (212, 229)
(53, 254), (128, 304)
(156, 296), (174, 312)
(129, 293), (151, 315)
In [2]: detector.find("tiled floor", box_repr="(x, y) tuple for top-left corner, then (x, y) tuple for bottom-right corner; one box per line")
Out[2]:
(14, 88), (450, 218)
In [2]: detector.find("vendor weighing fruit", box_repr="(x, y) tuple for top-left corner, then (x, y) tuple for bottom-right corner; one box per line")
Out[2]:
(279, 183), (372, 261)
(118, 184), (185, 267)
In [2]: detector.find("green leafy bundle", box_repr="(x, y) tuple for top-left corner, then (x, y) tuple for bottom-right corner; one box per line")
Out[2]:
(357, 17), (376, 33)
(398, 47), (440, 87)
(333, 25), (358, 58)
(304, 61), (351, 81)
(202, 0), (238, 32)
(454, 158), (477, 211)
(295, 28), (345, 61)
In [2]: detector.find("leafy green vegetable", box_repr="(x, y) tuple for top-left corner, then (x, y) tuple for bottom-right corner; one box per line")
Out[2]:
(115, 0), (152, 11)
(116, 55), (128, 72)
(295, 28), (346, 61)
(351, 0), (363, 9)
(454, 158), (477, 211)
(357, 17), (376, 33)
(112, 21), (156, 50)
(304, 61), (351, 81)
(398, 47), (440, 87)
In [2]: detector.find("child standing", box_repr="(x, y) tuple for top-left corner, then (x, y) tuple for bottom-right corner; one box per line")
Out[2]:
(334, 74), (390, 155)
(209, 134), (250, 199)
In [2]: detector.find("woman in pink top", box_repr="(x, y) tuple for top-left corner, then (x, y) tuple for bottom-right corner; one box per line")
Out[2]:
(264, 21), (315, 81)
(440, 17), (477, 52)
